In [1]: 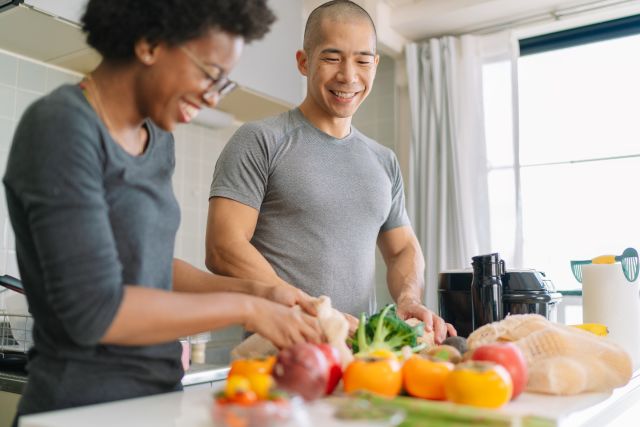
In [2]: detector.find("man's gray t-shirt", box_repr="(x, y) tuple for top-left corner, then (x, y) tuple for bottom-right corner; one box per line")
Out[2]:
(210, 108), (410, 316)
(3, 84), (182, 415)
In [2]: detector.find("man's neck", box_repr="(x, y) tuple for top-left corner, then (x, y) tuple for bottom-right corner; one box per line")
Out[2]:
(298, 98), (352, 139)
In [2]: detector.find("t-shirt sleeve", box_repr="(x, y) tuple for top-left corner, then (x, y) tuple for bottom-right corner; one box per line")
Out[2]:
(380, 152), (411, 233)
(4, 101), (123, 347)
(209, 124), (269, 211)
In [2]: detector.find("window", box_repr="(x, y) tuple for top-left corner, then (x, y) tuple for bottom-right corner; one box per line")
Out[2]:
(483, 17), (640, 290)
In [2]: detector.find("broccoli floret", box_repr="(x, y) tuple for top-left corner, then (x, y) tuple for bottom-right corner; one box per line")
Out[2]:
(351, 304), (426, 356)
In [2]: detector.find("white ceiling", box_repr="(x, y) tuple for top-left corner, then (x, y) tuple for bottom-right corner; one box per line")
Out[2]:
(384, 0), (622, 40)
(304, 0), (640, 41)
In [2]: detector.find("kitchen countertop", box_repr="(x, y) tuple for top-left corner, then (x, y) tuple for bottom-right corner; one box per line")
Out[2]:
(0, 369), (26, 394)
(0, 363), (229, 395)
(17, 369), (640, 427)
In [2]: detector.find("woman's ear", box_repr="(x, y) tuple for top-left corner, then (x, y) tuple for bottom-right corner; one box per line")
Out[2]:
(134, 39), (159, 66)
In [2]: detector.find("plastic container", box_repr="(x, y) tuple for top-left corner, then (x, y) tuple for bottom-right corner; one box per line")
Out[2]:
(211, 396), (310, 427)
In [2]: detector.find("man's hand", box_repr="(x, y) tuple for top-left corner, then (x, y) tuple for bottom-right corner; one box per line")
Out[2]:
(343, 312), (359, 337)
(396, 295), (456, 344)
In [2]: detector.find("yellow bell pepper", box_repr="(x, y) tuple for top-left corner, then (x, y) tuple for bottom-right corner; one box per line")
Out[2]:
(228, 356), (276, 377)
(445, 361), (513, 408)
(343, 356), (403, 397)
(246, 373), (274, 400)
(224, 375), (251, 398)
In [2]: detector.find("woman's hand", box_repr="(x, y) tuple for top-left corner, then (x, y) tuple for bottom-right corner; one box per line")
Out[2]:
(244, 298), (324, 349)
(256, 281), (318, 316)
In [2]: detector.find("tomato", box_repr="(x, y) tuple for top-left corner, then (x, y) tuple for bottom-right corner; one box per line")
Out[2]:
(316, 343), (343, 395)
(229, 356), (276, 377)
(402, 356), (454, 400)
(471, 342), (528, 399)
(343, 357), (403, 397)
(445, 361), (513, 408)
(230, 390), (258, 406)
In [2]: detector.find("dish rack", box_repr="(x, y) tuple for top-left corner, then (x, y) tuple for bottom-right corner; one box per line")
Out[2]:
(0, 309), (33, 356)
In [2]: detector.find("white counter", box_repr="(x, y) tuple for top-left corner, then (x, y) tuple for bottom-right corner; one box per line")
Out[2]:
(19, 370), (640, 427)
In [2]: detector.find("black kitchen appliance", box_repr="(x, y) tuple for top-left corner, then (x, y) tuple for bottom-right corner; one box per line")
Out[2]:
(438, 260), (562, 337)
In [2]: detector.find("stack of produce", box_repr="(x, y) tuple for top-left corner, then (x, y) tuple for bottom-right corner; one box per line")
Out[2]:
(467, 314), (633, 395)
(215, 305), (634, 427)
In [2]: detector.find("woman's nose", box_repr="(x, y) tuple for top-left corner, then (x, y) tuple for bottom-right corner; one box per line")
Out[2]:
(202, 91), (220, 108)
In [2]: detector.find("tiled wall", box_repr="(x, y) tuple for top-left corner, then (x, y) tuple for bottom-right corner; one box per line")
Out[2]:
(353, 54), (396, 151)
(0, 49), (244, 357)
(172, 124), (238, 272)
(352, 54), (397, 308)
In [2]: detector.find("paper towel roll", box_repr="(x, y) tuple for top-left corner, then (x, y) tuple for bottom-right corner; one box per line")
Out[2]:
(582, 263), (640, 369)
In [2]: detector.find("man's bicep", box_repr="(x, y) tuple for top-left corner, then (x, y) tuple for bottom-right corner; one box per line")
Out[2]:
(377, 225), (416, 261)
(207, 197), (260, 243)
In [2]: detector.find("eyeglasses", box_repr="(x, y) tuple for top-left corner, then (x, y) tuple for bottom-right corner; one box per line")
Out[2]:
(180, 46), (237, 100)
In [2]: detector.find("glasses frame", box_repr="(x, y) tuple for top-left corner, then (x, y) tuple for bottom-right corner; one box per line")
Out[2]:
(180, 46), (237, 100)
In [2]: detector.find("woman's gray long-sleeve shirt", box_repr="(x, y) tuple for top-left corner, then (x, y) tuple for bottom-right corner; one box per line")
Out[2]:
(3, 84), (182, 415)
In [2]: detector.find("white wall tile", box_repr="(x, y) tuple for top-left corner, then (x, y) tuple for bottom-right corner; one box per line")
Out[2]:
(17, 59), (46, 93)
(0, 188), (5, 218)
(5, 250), (19, 278)
(3, 217), (14, 251)
(0, 150), (8, 180)
(0, 85), (15, 119)
(0, 52), (17, 86)
(46, 68), (81, 92)
(15, 89), (40, 121)
(0, 118), (15, 151)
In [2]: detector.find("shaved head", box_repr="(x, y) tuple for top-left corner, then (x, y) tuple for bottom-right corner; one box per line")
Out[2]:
(303, 0), (377, 54)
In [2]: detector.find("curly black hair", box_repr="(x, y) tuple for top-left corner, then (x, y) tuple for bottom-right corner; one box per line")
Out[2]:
(82, 0), (276, 60)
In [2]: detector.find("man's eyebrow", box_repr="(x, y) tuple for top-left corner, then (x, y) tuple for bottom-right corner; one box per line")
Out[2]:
(320, 48), (376, 57)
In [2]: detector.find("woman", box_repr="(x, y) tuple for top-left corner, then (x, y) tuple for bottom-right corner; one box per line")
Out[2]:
(4, 0), (322, 420)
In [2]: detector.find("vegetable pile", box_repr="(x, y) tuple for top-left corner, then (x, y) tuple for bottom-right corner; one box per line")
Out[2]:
(216, 303), (530, 418)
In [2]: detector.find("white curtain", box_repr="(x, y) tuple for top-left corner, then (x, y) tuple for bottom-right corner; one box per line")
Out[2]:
(477, 31), (524, 268)
(405, 35), (492, 311)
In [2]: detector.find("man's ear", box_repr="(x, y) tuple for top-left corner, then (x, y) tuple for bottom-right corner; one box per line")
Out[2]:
(296, 50), (309, 76)
(134, 39), (160, 66)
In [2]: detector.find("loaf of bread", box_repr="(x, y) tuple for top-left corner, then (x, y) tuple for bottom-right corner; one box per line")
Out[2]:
(467, 314), (632, 395)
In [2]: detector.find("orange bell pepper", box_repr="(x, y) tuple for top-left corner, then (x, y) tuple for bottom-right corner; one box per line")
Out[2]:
(402, 356), (454, 400)
(343, 356), (403, 397)
(445, 361), (513, 408)
(228, 356), (276, 377)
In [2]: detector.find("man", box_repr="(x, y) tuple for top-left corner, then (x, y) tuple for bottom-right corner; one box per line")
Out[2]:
(206, 0), (455, 342)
